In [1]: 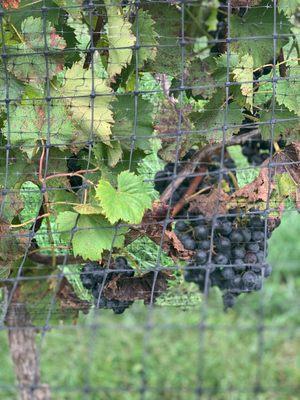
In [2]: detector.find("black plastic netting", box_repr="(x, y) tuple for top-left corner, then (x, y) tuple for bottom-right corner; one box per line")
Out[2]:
(0, 1), (299, 399)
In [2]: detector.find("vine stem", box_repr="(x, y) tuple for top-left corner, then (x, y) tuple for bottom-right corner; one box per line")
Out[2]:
(10, 213), (50, 229)
(186, 186), (212, 201)
(227, 170), (239, 191)
(171, 169), (206, 217)
(160, 129), (260, 203)
(38, 140), (56, 267)
(45, 167), (99, 185)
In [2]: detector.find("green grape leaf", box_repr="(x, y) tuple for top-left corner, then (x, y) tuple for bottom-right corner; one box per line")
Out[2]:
(0, 69), (24, 107)
(95, 171), (152, 224)
(231, 2), (291, 68)
(9, 0), (61, 30)
(276, 69), (300, 116)
(111, 94), (154, 151)
(260, 104), (300, 141)
(7, 17), (66, 83)
(93, 141), (123, 168)
(190, 90), (244, 141)
(132, 10), (158, 68)
(67, 16), (91, 51)
(0, 148), (36, 188)
(61, 62), (114, 145)
(3, 100), (76, 158)
(278, 0), (299, 16)
(233, 54), (254, 111)
(227, 145), (260, 187)
(254, 79), (273, 107)
(104, 0), (135, 81)
(57, 211), (126, 260)
(145, 3), (181, 76)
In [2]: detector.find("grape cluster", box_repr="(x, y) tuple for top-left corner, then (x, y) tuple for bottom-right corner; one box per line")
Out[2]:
(80, 257), (134, 314)
(241, 134), (286, 166)
(178, 212), (276, 309)
(154, 151), (236, 215)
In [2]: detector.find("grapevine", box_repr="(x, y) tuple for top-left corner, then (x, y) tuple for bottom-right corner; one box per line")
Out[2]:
(0, 0), (298, 325)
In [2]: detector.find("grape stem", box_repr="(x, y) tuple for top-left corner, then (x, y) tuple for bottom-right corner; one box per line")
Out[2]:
(171, 170), (206, 217)
(186, 185), (213, 201)
(160, 129), (260, 203)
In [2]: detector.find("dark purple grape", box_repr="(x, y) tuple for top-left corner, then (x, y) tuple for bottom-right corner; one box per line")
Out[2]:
(177, 233), (191, 242)
(241, 228), (252, 242)
(216, 237), (231, 251)
(251, 230), (265, 242)
(259, 240), (268, 250)
(198, 240), (211, 251)
(214, 254), (229, 265)
(175, 221), (189, 232)
(183, 238), (196, 250)
(242, 271), (259, 290)
(232, 247), (246, 259)
(230, 230), (244, 243)
(184, 266), (200, 283)
(222, 292), (236, 309)
(251, 154), (264, 165)
(219, 221), (233, 236)
(115, 257), (134, 277)
(263, 264), (272, 278)
(195, 250), (208, 265)
(244, 252), (258, 264)
(246, 242), (260, 252)
(221, 267), (235, 280)
(250, 216), (264, 228)
(256, 251), (265, 263)
(194, 225), (209, 240)
(230, 276), (242, 290)
(242, 145), (254, 157)
(80, 275), (94, 290)
(260, 140), (270, 150)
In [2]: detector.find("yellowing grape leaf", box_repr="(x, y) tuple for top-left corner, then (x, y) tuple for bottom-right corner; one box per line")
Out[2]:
(3, 101), (76, 158)
(233, 54), (254, 111)
(61, 62), (114, 144)
(95, 171), (152, 224)
(104, 0), (135, 81)
(7, 17), (66, 83)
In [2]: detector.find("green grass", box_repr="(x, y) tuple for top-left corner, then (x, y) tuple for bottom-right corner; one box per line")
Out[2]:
(0, 211), (299, 400)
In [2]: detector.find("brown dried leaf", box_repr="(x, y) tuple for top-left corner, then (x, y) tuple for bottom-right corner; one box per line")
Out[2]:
(103, 271), (172, 303)
(0, 219), (29, 264)
(233, 160), (275, 203)
(274, 142), (300, 186)
(155, 101), (194, 162)
(189, 189), (231, 218)
(56, 277), (90, 313)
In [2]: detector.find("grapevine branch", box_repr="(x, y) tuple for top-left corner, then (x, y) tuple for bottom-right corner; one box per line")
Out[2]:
(171, 171), (206, 217)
